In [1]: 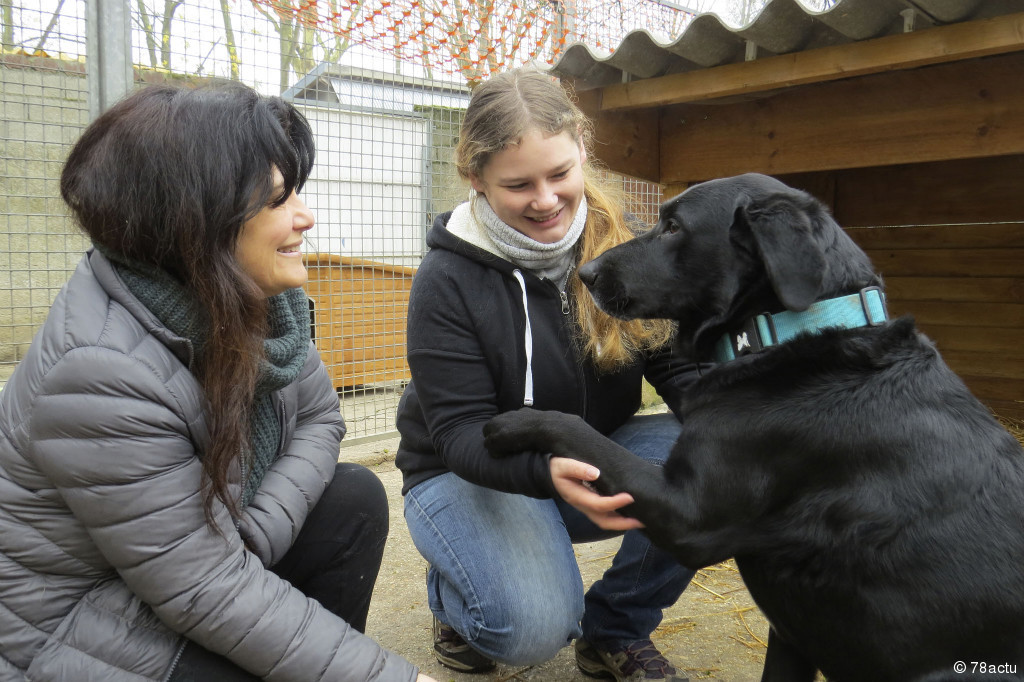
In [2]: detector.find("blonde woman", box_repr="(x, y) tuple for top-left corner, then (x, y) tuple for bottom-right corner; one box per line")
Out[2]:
(396, 67), (702, 681)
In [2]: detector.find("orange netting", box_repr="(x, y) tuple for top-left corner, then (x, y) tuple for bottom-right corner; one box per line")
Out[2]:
(256, 0), (695, 83)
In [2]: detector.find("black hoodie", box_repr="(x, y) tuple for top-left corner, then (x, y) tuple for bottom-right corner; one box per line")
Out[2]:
(395, 209), (701, 498)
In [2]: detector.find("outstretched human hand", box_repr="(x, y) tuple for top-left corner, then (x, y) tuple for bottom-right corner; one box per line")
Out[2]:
(549, 456), (644, 531)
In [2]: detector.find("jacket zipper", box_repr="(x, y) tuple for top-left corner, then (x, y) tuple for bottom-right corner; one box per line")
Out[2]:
(277, 392), (288, 453)
(557, 266), (573, 315)
(567, 267), (589, 418)
(238, 393), (287, 515)
(161, 638), (188, 682)
(553, 266), (587, 416)
(163, 400), (289, 682)
(577, 346), (588, 419)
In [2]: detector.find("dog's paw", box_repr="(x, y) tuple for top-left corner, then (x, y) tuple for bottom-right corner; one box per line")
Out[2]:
(484, 408), (579, 457)
(483, 410), (536, 456)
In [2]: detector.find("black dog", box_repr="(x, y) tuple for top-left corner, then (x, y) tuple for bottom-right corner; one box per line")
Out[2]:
(484, 174), (1024, 681)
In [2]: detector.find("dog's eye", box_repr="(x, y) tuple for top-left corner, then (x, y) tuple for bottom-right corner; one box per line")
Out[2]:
(662, 219), (682, 235)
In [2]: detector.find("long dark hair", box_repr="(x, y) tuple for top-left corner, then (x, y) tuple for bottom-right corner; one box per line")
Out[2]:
(60, 81), (316, 523)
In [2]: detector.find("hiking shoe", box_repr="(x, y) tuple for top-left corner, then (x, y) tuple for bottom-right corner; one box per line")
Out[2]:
(575, 638), (689, 681)
(432, 616), (496, 673)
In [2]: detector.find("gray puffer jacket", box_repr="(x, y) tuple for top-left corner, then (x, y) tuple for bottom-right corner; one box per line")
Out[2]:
(0, 250), (418, 682)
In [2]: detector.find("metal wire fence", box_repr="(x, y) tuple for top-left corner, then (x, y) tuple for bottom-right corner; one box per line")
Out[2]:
(1, 5), (90, 390)
(1, 0), (667, 442)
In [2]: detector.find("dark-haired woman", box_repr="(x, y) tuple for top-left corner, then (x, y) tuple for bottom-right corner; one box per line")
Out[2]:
(0, 82), (432, 682)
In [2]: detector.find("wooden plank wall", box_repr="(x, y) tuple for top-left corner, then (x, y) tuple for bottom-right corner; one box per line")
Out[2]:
(780, 155), (1024, 419)
(849, 223), (1023, 420)
(303, 254), (415, 390)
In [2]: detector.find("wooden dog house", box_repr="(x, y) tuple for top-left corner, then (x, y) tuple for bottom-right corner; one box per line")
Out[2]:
(551, 0), (1024, 418)
(303, 254), (416, 390)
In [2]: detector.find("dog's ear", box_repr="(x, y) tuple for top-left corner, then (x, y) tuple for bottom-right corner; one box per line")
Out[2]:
(737, 193), (825, 311)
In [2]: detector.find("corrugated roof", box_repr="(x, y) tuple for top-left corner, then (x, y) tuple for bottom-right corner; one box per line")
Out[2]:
(548, 0), (1023, 90)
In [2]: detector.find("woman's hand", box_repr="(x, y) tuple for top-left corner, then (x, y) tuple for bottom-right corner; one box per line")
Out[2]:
(549, 457), (644, 531)
(417, 674), (439, 682)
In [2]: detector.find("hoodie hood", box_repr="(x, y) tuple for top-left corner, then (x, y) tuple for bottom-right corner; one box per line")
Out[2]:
(431, 207), (538, 407)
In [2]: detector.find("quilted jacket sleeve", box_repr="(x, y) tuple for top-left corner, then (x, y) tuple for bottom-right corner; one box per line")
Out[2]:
(238, 342), (345, 567)
(29, 343), (416, 682)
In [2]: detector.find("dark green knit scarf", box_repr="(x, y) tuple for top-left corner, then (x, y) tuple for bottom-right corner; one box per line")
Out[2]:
(98, 247), (311, 507)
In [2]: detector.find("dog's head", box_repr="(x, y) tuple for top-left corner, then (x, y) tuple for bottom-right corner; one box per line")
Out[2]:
(579, 173), (880, 359)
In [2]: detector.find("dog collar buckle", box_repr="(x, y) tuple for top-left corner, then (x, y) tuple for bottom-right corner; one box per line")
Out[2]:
(859, 286), (889, 326)
(733, 313), (778, 356)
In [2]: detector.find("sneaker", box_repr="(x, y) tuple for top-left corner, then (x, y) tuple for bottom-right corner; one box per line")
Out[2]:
(432, 616), (496, 673)
(575, 638), (689, 682)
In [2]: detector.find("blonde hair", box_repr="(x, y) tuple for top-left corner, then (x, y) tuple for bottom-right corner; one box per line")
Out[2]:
(455, 67), (673, 371)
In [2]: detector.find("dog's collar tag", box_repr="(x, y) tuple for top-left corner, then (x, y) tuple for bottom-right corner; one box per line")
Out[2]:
(732, 315), (777, 357)
(713, 287), (888, 363)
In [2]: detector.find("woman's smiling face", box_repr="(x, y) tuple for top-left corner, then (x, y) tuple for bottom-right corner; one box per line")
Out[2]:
(470, 128), (587, 244)
(234, 168), (315, 297)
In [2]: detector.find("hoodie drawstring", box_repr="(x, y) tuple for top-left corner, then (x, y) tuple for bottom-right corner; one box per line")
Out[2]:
(512, 269), (535, 407)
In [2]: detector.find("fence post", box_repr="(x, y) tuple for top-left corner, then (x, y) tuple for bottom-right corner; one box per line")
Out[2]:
(86, 0), (133, 119)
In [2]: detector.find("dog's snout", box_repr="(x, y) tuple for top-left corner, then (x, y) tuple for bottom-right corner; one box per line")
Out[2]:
(578, 260), (599, 288)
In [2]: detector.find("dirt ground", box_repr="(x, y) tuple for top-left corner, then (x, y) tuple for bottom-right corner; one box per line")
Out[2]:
(355, 416), (1024, 681)
(349, 443), (773, 682)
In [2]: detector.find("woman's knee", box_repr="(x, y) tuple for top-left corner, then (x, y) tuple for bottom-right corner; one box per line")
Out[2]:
(454, 577), (583, 665)
(610, 412), (682, 465)
(337, 461), (387, 507)
(465, 595), (582, 666)
(310, 463), (389, 543)
(407, 475), (584, 663)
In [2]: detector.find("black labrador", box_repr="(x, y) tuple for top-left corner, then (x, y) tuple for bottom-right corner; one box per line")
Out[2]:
(484, 173), (1024, 681)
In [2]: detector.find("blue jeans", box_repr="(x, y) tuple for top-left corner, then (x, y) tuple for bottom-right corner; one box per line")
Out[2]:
(403, 413), (694, 666)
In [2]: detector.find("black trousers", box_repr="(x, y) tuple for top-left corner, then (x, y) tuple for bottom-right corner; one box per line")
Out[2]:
(168, 462), (390, 681)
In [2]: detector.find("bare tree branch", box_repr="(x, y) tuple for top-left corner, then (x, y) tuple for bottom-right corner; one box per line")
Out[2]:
(159, 0), (185, 69)
(218, 0), (241, 80)
(135, 0), (159, 67)
(249, 0), (364, 92)
(32, 0), (66, 55)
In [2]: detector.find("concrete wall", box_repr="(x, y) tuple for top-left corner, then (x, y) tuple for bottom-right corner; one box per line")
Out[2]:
(1, 58), (90, 374)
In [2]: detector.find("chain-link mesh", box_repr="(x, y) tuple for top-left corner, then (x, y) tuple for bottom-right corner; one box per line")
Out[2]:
(247, 0), (696, 84)
(1, 2), (90, 387)
(1, 0), (667, 441)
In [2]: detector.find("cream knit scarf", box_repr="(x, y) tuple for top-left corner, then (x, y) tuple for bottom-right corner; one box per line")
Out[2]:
(470, 189), (587, 282)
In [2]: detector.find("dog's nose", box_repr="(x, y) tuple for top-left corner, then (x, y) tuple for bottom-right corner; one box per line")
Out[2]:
(578, 261), (598, 287)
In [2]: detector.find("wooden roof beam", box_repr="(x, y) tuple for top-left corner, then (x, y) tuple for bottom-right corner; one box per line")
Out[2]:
(658, 51), (1024, 182)
(600, 11), (1024, 111)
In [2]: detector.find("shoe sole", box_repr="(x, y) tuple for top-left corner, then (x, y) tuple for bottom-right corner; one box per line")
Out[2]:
(576, 654), (621, 681)
(433, 646), (496, 674)
(576, 643), (689, 682)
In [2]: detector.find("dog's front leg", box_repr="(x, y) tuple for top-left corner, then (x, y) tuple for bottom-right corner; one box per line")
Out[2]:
(486, 408), (759, 568)
(484, 409), (721, 557)
(483, 408), (659, 497)
(761, 627), (817, 682)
